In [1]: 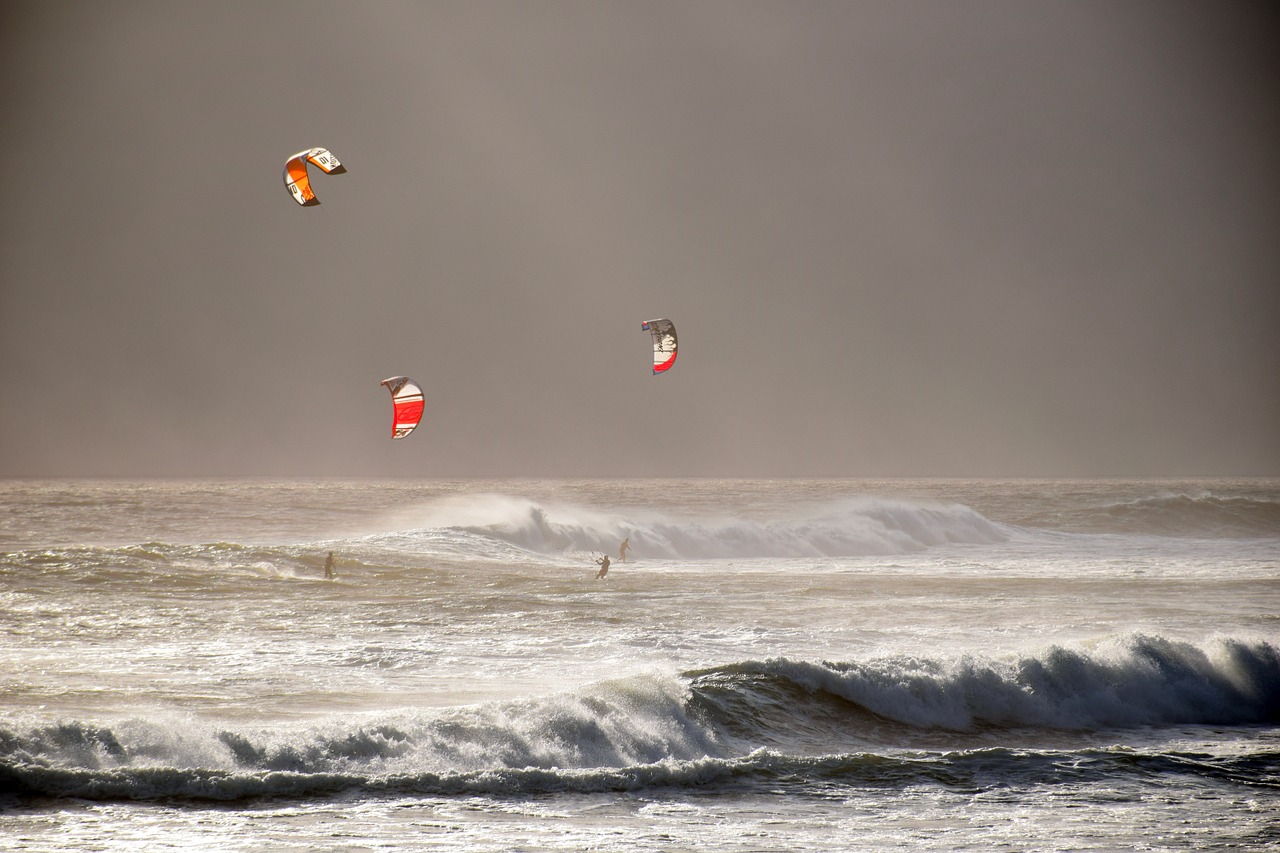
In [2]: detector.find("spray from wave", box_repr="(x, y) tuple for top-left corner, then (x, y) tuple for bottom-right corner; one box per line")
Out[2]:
(374, 493), (1010, 560)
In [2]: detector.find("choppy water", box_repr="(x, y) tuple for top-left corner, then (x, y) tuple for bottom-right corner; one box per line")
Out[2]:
(2, 478), (1278, 851)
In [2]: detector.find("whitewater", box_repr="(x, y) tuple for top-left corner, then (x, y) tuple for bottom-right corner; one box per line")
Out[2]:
(1, 478), (1277, 851)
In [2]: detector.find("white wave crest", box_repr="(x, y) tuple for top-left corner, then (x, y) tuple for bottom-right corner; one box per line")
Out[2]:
(0, 674), (718, 787)
(710, 634), (1280, 731)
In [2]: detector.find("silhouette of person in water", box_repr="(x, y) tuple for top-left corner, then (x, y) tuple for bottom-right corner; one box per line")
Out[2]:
(594, 554), (610, 579)
(619, 538), (631, 562)
(323, 551), (336, 580)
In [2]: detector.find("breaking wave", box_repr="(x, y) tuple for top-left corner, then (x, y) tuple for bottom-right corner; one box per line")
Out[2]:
(689, 634), (1280, 736)
(4, 635), (1276, 802)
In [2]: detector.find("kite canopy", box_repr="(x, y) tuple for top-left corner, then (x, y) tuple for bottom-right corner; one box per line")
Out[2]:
(283, 147), (346, 207)
(379, 376), (424, 439)
(641, 318), (678, 374)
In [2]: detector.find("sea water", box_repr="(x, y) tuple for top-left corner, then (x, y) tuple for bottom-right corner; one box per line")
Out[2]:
(1, 478), (1277, 851)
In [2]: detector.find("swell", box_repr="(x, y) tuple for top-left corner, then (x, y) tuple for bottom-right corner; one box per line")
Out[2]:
(0, 542), (339, 588)
(1022, 492), (1280, 538)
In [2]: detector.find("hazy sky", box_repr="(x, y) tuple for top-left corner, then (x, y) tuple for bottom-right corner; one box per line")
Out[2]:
(2, 1), (1277, 478)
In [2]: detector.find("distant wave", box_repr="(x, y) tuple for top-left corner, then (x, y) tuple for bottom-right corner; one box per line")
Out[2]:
(377, 493), (1009, 560)
(1029, 492), (1280, 538)
(3, 635), (1276, 802)
(0, 494), (1013, 579)
(0, 541), (335, 587)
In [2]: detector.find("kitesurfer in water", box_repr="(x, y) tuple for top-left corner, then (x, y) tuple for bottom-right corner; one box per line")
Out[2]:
(619, 538), (631, 562)
(324, 551), (336, 580)
(594, 554), (610, 579)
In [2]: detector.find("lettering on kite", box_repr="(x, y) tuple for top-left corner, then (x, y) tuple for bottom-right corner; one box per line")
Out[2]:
(283, 147), (347, 207)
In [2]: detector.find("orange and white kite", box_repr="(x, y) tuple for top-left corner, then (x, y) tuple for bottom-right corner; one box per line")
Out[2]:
(283, 148), (346, 207)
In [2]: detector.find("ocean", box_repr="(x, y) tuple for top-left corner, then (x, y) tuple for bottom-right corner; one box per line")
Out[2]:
(1, 478), (1277, 851)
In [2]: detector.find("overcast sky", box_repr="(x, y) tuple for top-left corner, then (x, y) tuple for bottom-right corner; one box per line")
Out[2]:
(2, 1), (1277, 478)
